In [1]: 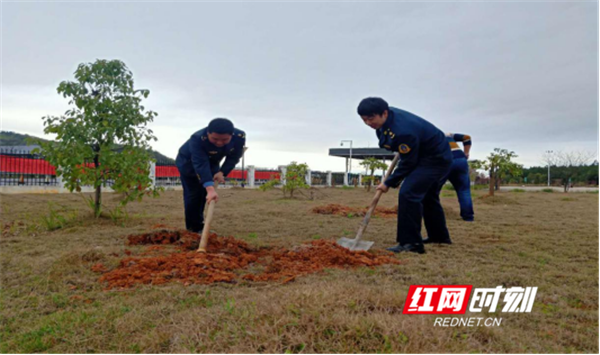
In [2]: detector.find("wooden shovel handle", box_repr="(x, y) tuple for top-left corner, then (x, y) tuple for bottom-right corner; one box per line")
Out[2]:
(198, 200), (215, 252)
(354, 153), (400, 241)
(198, 181), (220, 252)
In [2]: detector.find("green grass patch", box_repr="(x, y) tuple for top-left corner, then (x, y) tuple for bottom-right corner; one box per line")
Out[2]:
(40, 203), (77, 231)
(472, 184), (488, 190)
(17, 325), (56, 353)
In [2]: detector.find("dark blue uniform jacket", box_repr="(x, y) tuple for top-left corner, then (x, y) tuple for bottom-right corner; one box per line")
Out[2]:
(377, 107), (451, 188)
(176, 128), (246, 188)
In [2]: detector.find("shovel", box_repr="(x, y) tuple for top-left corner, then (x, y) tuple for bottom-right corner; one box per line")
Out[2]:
(197, 200), (215, 252)
(337, 153), (400, 251)
(198, 182), (220, 253)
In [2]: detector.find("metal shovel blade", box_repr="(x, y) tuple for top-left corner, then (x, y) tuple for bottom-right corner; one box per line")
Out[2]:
(336, 237), (375, 251)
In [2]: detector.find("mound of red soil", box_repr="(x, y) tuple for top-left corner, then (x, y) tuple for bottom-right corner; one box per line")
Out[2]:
(243, 240), (401, 283)
(311, 204), (397, 217)
(99, 250), (259, 288)
(374, 206), (397, 217)
(127, 229), (183, 245)
(91, 263), (108, 273)
(126, 229), (255, 253)
(97, 230), (401, 289)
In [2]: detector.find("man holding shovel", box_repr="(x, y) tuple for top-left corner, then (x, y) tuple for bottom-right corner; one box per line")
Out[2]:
(357, 97), (453, 254)
(176, 118), (246, 233)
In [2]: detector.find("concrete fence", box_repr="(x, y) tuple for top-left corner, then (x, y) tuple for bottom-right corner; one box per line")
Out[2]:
(1, 162), (382, 194)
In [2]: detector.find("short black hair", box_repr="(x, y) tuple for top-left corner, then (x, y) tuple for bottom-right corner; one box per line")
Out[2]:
(207, 118), (234, 134)
(357, 97), (389, 116)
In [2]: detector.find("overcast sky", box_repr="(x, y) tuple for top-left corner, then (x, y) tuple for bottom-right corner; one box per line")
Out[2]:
(2, 1), (598, 172)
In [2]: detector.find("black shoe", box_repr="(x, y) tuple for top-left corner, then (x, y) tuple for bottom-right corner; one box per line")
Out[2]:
(422, 238), (452, 245)
(386, 243), (425, 254)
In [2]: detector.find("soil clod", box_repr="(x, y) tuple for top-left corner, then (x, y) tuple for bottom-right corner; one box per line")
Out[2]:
(97, 230), (401, 289)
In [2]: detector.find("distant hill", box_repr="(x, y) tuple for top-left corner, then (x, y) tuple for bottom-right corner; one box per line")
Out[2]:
(0, 131), (50, 146)
(0, 131), (176, 164)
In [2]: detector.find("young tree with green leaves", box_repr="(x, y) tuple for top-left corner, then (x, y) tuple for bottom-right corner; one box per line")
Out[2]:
(471, 148), (522, 196)
(37, 59), (159, 218)
(258, 162), (309, 198)
(359, 157), (388, 192)
(283, 162), (309, 198)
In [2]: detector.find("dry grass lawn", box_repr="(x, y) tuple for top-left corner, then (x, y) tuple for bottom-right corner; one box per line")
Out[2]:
(1, 187), (598, 353)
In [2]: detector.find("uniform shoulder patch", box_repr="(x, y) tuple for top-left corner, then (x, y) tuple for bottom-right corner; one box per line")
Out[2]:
(399, 144), (411, 154)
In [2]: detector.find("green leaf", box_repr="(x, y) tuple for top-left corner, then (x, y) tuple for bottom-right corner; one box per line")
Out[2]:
(38, 59), (160, 214)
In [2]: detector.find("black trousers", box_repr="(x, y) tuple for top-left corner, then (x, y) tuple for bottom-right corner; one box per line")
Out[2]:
(396, 160), (452, 245)
(179, 172), (207, 233)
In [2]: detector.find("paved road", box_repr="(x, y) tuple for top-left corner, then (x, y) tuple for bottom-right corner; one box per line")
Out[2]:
(499, 185), (598, 193)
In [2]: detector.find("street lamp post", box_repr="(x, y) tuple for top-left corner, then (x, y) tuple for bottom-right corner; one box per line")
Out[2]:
(545, 150), (553, 187)
(340, 140), (353, 184)
(241, 146), (248, 188)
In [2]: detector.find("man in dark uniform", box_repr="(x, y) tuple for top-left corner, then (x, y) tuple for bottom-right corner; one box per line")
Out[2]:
(357, 97), (453, 254)
(176, 118), (246, 233)
(441, 133), (474, 221)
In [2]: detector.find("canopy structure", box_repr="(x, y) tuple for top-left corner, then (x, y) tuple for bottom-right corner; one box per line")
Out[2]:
(328, 147), (394, 160)
(329, 147), (393, 180)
